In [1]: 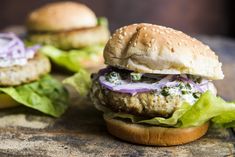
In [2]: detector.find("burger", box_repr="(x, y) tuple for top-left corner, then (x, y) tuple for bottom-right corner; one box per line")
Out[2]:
(88, 23), (235, 146)
(0, 32), (68, 117)
(26, 1), (110, 72)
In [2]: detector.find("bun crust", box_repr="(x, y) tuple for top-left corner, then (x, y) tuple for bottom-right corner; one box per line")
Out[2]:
(104, 116), (209, 146)
(0, 93), (20, 109)
(27, 1), (97, 31)
(104, 23), (223, 80)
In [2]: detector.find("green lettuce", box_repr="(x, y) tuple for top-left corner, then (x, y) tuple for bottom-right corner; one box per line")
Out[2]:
(0, 75), (69, 117)
(63, 69), (91, 97)
(39, 44), (104, 72)
(97, 17), (108, 27)
(37, 17), (108, 72)
(101, 91), (235, 128)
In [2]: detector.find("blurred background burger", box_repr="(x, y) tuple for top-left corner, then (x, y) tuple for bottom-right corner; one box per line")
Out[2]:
(25, 1), (110, 72)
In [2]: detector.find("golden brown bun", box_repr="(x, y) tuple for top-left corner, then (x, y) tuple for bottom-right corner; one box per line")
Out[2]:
(104, 23), (224, 80)
(27, 1), (97, 32)
(104, 116), (209, 146)
(0, 93), (20, 109)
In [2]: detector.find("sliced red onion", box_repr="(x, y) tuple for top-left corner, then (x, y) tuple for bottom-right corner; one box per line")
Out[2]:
(99, 75), (170, 95)
(98, 67), (211, 95)
(98, 66), (113, 76)
(0, 32), (38, 67)
(177, 76), (205, 92)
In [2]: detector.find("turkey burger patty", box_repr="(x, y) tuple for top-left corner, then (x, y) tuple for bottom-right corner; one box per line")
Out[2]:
(0, 53), (50, 86)
(28, 25), (109, 50)
(91, 68), (217, 118)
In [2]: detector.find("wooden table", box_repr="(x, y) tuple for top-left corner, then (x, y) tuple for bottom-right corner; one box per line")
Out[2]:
(1, 27), (235, 156)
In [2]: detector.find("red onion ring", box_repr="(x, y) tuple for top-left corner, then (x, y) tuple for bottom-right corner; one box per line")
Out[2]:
(99, 75), (169, 95)
(177, 76), (205, 92)
(0, 32), (39, 67)
(97, 67), (210, 95)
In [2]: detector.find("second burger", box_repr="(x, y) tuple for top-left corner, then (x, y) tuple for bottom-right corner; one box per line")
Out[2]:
(26, 1), (110, 72)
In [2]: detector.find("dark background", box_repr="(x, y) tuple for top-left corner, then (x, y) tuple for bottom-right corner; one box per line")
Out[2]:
(1, 0), (235, 37)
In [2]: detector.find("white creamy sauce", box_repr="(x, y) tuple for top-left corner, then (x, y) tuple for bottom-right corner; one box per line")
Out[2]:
(163, 84), (197, 105)
(0, 36), (36, 68)
(181, 94), (197, 105)
(0, 58), (28, 67)
(0, 38), (10, 47)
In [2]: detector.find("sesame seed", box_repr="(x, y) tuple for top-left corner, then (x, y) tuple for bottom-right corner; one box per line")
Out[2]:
(144, 34), (148, 37)
(133, 42), (137, 46)
(178, 42), (182, 46)
(118, 35), (123, 39)
(123, 32), (127, 36)
(143, 27), (147, 30)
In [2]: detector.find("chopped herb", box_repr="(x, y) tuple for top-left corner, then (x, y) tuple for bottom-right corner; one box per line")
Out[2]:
(186, 83), (192, 89)
(177, 82), (184, 89)
(161, 87), (170, 96)
(193, 92), (201, 98)
(130, 73), (142, 81)
(181, 90), (188, 95)
(105, 71), (121, 85)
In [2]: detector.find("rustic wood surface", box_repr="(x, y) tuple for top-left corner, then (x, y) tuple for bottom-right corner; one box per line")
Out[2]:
(0, 27), (235, 156)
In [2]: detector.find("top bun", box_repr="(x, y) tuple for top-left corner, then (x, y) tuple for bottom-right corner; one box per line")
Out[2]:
(104, 23), (224, 80)
(26, 1), (97, 32)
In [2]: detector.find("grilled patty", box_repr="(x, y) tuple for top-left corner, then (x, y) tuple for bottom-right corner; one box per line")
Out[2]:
(90, 80), (216, 118)
(0, 53), (51, 86)
(28, 26), (110, 50)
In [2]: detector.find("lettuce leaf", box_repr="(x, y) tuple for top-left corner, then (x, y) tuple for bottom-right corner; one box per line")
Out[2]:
(25, 17), (108, 72)
(63, 69), (91, 97)
(101, 91), (235, 128)
(40, 44), (104, 72)
(97, 17), (108, 27)
(0, 75), (69, 117)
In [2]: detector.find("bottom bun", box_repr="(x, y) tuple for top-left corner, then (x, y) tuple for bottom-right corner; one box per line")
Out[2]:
(0, 93), (20, 109)
(104, 115), (209, 146)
